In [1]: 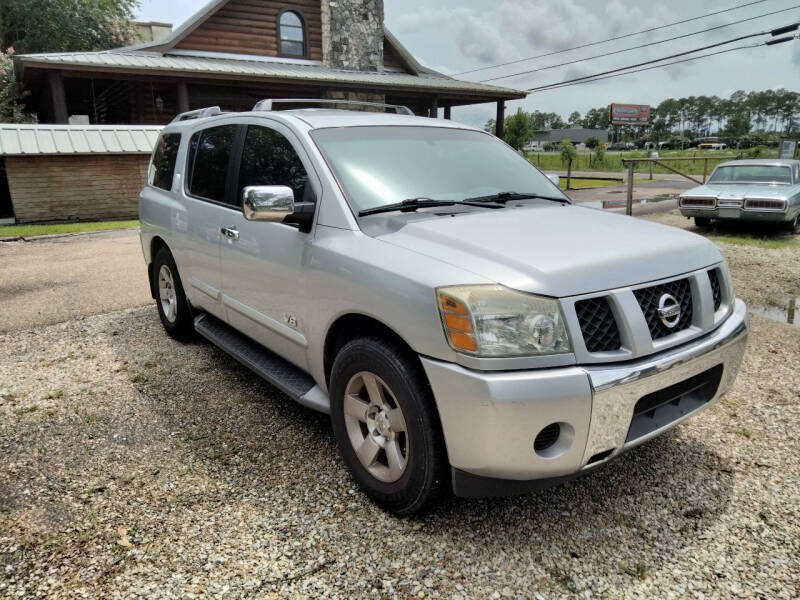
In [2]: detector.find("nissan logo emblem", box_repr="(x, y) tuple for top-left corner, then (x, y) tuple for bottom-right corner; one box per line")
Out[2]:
(657, 293), (681, 328)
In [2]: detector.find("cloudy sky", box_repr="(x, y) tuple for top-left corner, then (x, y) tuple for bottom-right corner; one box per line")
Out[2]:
(136, 0), (800, 127)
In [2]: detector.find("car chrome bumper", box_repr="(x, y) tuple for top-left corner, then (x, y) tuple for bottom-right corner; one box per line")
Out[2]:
(421, 299), (748, 497)
(679, 207), (792, 222)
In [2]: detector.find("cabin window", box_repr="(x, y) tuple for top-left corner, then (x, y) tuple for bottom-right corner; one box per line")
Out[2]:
(279, 10), (306, 57)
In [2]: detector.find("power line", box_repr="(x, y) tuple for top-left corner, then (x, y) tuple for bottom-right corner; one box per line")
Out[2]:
(479, 4), (800, 83)
(527, 35), (796, 93)
(530, 44), (759, 92)
(521, 24), (795, 92)
(453, 0), (773, 76)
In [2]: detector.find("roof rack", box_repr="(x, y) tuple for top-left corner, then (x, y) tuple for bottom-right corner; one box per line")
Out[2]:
(252, 98), (414, 116)
(171, 106), (222, 123)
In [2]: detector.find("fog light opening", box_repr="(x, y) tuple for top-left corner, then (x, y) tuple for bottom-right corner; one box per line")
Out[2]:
(533, 422), (574, 459)
(534, 423), (560, 452)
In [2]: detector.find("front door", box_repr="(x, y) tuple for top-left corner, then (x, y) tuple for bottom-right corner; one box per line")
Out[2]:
(219, 121), (319, 370)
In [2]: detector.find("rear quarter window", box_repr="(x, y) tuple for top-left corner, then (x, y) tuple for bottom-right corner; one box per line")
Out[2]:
(149, 133), (181, 191)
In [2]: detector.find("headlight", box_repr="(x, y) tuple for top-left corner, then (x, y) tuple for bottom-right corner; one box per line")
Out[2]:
(437, 285), (571, 357)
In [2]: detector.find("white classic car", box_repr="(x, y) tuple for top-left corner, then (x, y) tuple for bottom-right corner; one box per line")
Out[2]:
(679, 159), (800, 233)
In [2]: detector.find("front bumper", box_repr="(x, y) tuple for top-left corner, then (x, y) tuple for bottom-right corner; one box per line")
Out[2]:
(679, 206), (792, 223)
(421, 299), (748, 497)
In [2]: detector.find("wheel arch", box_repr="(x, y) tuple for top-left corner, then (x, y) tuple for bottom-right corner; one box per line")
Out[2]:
(148, 236), (170, 299)
(323, 312), (422, 389)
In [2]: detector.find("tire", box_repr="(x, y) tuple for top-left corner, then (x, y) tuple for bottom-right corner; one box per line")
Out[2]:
(787, 213), (800, 234)
(153, 247), (193, 340)
(329, 337), (448, 515)
(694, 217), (712, 228)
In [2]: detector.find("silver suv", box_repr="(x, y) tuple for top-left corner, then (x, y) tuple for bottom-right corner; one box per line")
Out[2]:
(140, 100), (748, 514)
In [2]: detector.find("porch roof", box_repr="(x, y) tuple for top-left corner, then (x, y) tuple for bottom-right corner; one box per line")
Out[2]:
(15, 50), (525, 102)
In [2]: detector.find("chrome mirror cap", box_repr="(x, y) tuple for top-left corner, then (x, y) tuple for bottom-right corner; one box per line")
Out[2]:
(242, 185), (295, 221)
(546, 173), (560, 186)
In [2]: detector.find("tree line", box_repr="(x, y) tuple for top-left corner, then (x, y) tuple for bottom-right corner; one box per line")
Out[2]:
(488, 89), (800, 150)
(1, 0), (137, 122)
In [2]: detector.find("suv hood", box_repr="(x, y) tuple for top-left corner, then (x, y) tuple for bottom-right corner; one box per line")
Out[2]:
(377, 204), (722, 297)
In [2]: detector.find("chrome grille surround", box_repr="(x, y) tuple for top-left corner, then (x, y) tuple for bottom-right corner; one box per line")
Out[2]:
(743, 197), (787, 212)
(561, 263), (733, 365)
(679, 197), (716, 209)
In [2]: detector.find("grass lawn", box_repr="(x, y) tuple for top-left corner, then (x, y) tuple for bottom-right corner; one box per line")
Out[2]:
(528, 148), (755, 176)
(708, 233), (797, 249)
(0, 220), (139, 238)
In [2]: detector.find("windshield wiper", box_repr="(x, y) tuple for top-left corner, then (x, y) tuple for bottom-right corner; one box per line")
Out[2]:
(463, 191), (569, 205)
(358, 197), (504, 217)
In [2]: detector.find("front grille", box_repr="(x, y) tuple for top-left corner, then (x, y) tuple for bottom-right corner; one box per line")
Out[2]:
(744, 198), (785, 211)
(680, 197), (715, 208)
(708, 269), (722, 312)
(633, 278), (693, 340)
(575, 297), (622, 352)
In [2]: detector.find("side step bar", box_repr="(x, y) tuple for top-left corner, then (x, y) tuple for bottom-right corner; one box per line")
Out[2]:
(194, 313), (330, 414)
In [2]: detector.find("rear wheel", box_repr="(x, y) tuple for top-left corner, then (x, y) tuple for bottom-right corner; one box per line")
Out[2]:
(329, 337), (447, 515)
(694, 217), (712, 228)
(153, 247), (193, 340)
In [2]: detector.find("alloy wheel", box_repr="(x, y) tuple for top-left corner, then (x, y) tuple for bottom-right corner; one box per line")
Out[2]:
(158, 265), (178, 323)
(343, 371), (408, 483)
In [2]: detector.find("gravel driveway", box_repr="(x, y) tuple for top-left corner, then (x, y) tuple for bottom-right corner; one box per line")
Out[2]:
(1, 215), (798, 599)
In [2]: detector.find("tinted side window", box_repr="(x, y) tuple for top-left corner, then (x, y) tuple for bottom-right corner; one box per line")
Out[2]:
(238, 126), (309, 203)
(188, 125), (238, 203)
(149, 133), (181, 191)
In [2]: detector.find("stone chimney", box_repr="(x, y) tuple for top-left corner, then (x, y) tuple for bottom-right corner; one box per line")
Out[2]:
(321, 0), (384, 72)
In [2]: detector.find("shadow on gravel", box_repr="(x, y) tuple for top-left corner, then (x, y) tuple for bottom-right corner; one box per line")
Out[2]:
(106, 308), (735, 586)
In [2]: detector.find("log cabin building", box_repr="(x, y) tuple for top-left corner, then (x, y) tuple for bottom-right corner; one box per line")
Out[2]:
(12, 0), (524, 133)
(1, 0), (524, 224)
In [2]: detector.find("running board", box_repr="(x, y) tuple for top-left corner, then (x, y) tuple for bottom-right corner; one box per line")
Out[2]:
(193, 313), (330, 414)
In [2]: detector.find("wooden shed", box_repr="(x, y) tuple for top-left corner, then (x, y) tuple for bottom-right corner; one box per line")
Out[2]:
(0, 125), (160, 223)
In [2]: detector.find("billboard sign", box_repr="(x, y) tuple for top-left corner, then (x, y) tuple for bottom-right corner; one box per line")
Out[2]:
(610, 103), (651, 126)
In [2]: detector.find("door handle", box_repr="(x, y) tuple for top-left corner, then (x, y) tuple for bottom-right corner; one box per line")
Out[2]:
(220, 227), (239, 241)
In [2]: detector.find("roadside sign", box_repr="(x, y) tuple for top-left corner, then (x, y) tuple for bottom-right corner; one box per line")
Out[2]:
(779, 140), (797, 159)
(610, 104), (651, 126)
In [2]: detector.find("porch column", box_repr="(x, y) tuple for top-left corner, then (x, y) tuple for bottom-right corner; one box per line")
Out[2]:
(443, 105), (451, 120)
(495, 100), (505, 140)
(48, 72), (68, 124)
(177, 81), (190, 113)
(429, 96), (438, 118)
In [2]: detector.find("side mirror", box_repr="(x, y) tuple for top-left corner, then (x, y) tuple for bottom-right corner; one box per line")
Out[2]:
(242, 185), (295, 221)
(546, 173), (560, 186)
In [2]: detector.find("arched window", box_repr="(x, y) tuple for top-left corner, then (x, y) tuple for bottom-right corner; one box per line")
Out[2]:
(279, 10), (306, 58)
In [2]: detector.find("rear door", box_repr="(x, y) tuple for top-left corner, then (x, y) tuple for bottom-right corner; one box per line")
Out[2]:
(219, 121), (319, 370)
(178, 123), (241, 318)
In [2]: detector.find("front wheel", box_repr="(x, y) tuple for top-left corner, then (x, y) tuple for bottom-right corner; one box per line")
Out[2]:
(694, 217), (712, 228)
(329, 337), (448, 515)
(787, 214), (800, 234)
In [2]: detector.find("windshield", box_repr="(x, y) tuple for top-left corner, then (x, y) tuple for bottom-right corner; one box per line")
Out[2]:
(311, 126), (568, 212)
(709, 165), (793, 185)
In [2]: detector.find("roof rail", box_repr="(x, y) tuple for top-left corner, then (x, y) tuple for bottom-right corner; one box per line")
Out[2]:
(252, 98), (414, 116)
(170, 106), (223, 123)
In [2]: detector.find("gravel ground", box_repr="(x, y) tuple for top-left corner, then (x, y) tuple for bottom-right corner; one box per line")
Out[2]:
(1, 213), (799, 599)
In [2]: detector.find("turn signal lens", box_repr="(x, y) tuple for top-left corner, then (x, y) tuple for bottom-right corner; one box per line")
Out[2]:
(444, 313), (472, 332)
(440, 294), (468, 315)
(438, 292), (477, 351)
